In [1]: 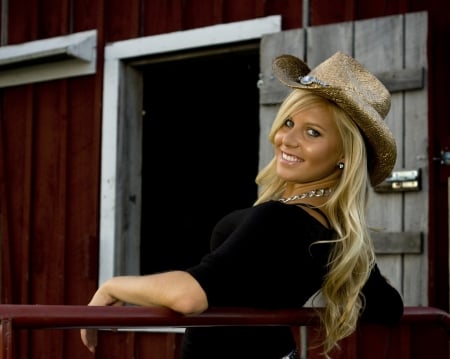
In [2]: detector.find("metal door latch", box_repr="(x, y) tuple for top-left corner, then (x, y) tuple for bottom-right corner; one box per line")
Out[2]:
(374, 169), (421, 193)
(433, 150), (450, 165)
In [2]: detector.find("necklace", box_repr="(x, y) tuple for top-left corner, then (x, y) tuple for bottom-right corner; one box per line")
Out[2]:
(278, 188), (332, 203)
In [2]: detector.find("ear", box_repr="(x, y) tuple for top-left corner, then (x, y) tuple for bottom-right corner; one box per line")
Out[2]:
(336, 156), (345, 169)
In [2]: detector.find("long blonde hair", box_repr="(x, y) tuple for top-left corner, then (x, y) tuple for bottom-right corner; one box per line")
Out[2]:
(255, 89), (375, 357)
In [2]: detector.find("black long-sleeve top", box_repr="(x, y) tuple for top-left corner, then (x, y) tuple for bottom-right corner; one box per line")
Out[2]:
(182, 201), (404, 359)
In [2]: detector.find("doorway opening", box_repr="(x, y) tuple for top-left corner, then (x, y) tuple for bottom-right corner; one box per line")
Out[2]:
(139, 47), (260, 274)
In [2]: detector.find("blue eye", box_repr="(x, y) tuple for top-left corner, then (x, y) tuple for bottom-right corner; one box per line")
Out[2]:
(284, 118), (294, 128)
(307, 128), (320, 137)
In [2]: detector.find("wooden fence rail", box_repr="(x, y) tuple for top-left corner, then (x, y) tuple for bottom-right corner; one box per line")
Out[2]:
(0, 305), (449, 358)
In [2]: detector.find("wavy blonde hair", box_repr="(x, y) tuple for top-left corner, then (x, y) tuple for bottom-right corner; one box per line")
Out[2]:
(255, 89), (375, 357)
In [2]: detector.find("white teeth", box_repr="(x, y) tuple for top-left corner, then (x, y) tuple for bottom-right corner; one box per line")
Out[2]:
(282, 152), (300, 162)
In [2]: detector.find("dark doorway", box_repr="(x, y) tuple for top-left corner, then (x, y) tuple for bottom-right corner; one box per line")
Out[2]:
(140, 47), (260, 274)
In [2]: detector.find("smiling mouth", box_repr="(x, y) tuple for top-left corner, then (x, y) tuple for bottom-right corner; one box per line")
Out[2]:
(281, 151), (302, 163)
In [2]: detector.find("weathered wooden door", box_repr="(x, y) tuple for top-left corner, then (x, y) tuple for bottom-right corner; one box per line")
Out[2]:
(258, 12), (428, 306)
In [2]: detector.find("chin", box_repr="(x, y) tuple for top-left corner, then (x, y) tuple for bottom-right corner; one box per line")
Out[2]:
(277, 173), (297, 182)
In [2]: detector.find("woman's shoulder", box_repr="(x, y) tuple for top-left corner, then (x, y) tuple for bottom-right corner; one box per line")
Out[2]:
(214, 200), (333, 237)
(218, 201), (290, 222)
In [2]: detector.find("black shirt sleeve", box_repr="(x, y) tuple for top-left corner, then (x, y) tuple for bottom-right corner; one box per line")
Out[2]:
(360, 264), (404, 323)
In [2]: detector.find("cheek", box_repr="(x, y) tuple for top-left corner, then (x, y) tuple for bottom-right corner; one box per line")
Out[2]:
(273, 132), (283, 146)
(313, 143), (341, 164)
(331, 142), (344, 161)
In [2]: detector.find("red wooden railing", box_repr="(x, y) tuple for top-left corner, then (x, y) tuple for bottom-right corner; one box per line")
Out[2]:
(0, 305), (449, 359)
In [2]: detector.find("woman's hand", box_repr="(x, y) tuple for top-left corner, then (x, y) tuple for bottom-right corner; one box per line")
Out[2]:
(80, 327), (98, 353)
(80, 285), (125, 352)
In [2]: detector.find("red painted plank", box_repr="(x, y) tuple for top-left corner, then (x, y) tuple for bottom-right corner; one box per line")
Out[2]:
(427, 1), (450, 311)
(310, 0), (419, 26)
(0, 95), (12, 306)
(222, 0), (265, 22)
(104, 0), (140, 41)
(143, 0), (184, 35)
(64, 77), (101, 305)
(71, 0), (105, 33)
(0, 319), (13, 359)
(30, 82), (67, 304)
(265, 0), (303, 29)
(36, 0), (70, 36)
(182, 0), (224, 29)
(29, 81), (68, 359)
(6, 0), (39, 43)
(1, 87), (34, 305)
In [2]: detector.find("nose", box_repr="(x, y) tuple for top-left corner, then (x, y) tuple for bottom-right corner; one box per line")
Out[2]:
(282, 129), (300, 147)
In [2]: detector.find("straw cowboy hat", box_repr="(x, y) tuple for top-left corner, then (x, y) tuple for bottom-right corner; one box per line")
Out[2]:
(272, 51), (397, 186)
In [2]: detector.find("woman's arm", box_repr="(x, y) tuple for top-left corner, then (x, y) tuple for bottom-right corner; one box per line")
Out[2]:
(80, 270), (208, 352)
(88, 270), (208, 314)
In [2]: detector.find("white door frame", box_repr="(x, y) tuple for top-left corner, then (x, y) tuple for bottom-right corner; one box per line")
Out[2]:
(99, 16), (281, 285)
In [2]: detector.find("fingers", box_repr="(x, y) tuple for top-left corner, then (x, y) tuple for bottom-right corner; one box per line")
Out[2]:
(80, 328), (98, 353)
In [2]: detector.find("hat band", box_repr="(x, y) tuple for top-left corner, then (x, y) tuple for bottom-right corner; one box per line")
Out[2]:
(298, 75), (329, 87)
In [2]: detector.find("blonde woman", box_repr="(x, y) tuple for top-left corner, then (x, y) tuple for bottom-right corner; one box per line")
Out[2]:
(81, 52), (403, 359)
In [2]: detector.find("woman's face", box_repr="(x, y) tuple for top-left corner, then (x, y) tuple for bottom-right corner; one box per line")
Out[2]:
(274, 104), (344, 184)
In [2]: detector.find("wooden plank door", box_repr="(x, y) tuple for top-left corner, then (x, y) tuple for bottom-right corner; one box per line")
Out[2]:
(259, 12), (428, 306)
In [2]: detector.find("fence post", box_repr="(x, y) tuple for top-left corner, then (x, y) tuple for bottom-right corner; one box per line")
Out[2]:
(0, 318), (13, 359)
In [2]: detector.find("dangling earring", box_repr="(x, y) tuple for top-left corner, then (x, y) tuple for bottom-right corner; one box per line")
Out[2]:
(337, 162), (345, 169)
